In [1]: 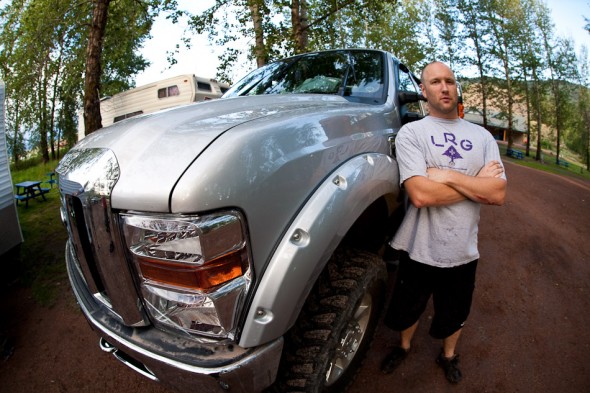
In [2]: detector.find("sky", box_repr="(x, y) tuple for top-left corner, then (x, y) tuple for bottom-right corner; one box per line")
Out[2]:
(135, 0), (590, 87)
(135, 1), (227, 86)
(545, 0), (590, 46)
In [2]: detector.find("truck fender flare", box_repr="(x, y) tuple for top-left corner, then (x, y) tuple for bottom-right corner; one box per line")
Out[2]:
(238, 153), (399, 348)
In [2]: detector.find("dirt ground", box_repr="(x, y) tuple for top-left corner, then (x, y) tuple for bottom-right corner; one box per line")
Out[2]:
(1, 161), (589, 393)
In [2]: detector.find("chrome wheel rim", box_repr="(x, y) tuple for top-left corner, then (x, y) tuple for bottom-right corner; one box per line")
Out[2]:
(325, 292), (372, 386)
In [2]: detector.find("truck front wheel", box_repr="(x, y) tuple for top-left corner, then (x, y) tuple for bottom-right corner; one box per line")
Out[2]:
(273, 247), (387, 392)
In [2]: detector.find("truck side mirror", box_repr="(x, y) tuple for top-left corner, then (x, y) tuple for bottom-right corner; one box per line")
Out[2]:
(398, 91), (426, 105)
(398, 91), (426, 125)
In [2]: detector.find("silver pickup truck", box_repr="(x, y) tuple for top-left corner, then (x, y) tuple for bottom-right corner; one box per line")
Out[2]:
(57, 49), (425, 393)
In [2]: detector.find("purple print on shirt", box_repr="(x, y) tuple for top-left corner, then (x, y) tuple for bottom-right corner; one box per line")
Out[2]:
(443, 145), (463, 166)
(431, 131), (472, 166)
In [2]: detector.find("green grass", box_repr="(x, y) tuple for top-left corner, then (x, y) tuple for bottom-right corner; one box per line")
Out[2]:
(3, 159), (68, 306)
(499, 144), (590, 181)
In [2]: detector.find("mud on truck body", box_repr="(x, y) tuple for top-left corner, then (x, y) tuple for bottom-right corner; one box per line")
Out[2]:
(57, 49), (425, 393)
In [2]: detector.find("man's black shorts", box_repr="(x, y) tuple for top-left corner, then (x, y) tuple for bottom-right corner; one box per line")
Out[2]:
(384, 252), (478, 339)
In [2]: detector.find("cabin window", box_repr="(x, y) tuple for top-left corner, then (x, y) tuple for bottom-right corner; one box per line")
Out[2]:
(197, 82), (212, 92)
(158, 85), (180, 98)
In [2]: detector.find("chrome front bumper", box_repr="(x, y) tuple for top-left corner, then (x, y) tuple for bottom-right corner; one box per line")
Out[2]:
(66, 241), (283, 393)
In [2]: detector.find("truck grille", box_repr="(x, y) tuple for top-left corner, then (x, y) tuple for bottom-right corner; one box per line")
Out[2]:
(57, 148), (149, 327)
(66, 193), (107, 295)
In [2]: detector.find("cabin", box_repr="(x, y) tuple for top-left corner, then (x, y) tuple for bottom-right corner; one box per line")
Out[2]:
(464, 109), (527, 145)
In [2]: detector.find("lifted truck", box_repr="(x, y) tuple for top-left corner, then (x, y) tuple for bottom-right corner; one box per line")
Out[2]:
(57, 49), (425, 393)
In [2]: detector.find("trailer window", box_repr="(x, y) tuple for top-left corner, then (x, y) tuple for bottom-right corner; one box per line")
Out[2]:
(197, 82), (212, 92)
(114, 110), (143, 123)
(158, 85), (180, 98)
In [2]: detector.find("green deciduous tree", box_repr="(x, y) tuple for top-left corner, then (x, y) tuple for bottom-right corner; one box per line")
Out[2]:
(188, 1), (407, 82)
(188, 0), (284, 81)
(458, 0), (492, 128)
(0, 0), (174, 161)
(84, 0), (175, 135)
(513, 0), (545, 158)
(0, 0), (84, 162)
(433, 0), (464, 70)
(484, 0), (522, 151)
(83, 0), (111, 135)
(536, 2), (579, 165)
(364, 0), (428, 70)
(578, 46), (590, 170)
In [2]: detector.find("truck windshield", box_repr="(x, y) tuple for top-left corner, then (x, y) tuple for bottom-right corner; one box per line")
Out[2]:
(223, 50), (386, 105)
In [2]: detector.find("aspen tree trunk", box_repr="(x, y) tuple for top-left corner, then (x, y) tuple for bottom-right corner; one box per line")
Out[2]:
(532, 67), (543, 162)
(83, 0), (110, 135)
(291, 0), (309, 53)
(249, 0), (266, 68)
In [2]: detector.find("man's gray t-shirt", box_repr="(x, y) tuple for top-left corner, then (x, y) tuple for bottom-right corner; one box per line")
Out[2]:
(390, 116), (505, 268)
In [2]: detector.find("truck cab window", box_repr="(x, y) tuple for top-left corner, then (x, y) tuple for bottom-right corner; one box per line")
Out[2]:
(223, 50), (386, 104)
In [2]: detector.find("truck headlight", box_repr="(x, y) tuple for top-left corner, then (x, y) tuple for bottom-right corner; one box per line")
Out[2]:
(121, 210), (252, 340)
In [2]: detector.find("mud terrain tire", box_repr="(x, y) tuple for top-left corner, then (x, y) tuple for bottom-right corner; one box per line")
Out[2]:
(273, 248), (387, 392)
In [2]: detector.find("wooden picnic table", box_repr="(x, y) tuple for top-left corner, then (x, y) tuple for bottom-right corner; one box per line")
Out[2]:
(14, 180), (49, 208)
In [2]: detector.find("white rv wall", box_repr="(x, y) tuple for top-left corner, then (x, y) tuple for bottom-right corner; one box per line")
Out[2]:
(100, 74), (197, 127)
(0, 81), (24, 255)
(77, 74), (229, 141)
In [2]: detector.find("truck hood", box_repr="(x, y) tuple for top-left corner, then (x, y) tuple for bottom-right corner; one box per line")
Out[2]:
(72, 94), (359, 212)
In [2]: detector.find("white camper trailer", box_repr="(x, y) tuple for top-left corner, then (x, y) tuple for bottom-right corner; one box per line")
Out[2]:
(0, 81), (24, 256)
(78, 75), (230, 140)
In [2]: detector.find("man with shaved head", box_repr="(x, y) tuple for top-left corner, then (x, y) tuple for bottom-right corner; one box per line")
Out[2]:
(380, 62), (507, 384)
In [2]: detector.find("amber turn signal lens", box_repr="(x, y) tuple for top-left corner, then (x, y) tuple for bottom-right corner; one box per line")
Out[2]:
(138, 250), (244, 290)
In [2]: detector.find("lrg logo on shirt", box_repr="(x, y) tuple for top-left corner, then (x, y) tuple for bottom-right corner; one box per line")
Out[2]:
(431, 132), (473, 166)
